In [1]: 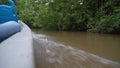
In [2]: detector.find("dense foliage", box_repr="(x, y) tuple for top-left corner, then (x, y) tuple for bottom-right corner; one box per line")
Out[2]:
(1, 0), (120, 33)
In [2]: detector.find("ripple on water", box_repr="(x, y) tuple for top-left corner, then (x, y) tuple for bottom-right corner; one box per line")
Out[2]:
(33, 34), (120, 68)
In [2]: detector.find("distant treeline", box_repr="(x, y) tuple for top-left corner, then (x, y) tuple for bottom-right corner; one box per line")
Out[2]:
(14, 0), (120, 33)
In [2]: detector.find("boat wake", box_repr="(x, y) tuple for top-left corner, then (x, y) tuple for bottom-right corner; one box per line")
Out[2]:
(32, 33), (120, 68)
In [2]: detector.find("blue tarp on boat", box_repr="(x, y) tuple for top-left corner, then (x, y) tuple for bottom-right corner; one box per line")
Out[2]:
(0, 21), (21, 42)
(0, 0), (18, 24)
(0, 0), (20, 42)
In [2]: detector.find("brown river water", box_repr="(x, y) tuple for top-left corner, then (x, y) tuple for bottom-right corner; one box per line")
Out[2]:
(33, 30), (120, 68)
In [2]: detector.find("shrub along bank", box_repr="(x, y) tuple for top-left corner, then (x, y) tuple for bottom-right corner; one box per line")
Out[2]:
(14, 0), (120, 33)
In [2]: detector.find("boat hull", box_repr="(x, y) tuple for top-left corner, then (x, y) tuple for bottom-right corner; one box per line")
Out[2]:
(0, 21), (35, 68)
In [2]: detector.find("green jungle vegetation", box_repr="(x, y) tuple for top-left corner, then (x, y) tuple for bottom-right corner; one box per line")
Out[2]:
(1, 0), (120, 33)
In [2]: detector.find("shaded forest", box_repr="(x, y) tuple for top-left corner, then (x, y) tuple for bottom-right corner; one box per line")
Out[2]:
(1, 0), (120, 33)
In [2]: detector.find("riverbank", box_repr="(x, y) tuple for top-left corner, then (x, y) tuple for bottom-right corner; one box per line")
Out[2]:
(14, 0), (120, 34)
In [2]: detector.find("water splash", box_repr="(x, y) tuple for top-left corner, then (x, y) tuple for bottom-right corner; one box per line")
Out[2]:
(33, 33), (120, 68)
